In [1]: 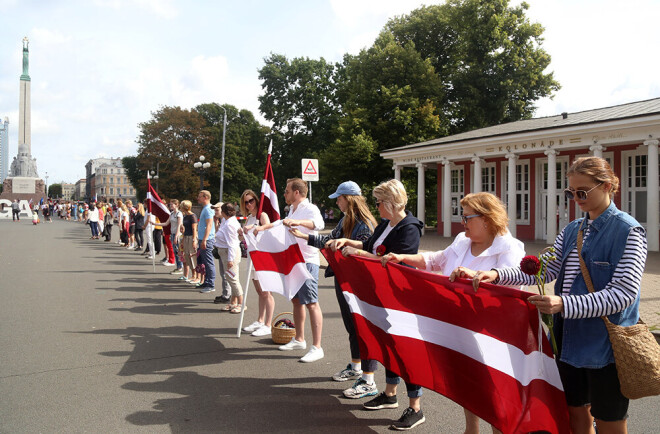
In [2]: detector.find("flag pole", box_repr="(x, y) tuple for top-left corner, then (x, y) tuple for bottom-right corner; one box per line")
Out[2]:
(147, 172), (156, 273)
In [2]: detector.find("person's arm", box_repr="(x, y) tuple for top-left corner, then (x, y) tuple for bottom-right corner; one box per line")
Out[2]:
(381, 253), (427, 269)
(192, 221), (198, 249)
(227, 220), (241, 265)
(326, 238), (363, 251)
(201, 215), (212, 249)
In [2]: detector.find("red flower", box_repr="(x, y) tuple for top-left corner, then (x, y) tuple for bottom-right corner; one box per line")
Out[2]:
(520, 255), (541, 275)
(376, 245), (387, 256)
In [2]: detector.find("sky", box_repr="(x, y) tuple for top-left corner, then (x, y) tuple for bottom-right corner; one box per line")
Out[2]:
(1, 0), (659, 185)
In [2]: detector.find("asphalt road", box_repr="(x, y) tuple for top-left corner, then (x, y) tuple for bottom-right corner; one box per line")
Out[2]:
(0, 219), (658, 433)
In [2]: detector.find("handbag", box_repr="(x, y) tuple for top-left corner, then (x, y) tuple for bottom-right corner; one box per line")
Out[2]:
(212, 247), (220, 259)
(577, 221), (660, 399)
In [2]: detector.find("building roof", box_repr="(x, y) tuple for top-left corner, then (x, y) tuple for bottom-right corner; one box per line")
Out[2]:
(388, 97), (660, 152)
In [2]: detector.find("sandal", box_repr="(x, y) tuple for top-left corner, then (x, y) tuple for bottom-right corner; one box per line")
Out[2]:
(223, 304), (237, 311)
(230, 305), (242, 314)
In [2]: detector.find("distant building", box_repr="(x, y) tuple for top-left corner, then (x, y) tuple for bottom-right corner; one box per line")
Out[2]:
(0, 117), (8, 183)
(74, 178), (86, 200)
(61, 182), (75, 201)
(85, 157), (135, 203)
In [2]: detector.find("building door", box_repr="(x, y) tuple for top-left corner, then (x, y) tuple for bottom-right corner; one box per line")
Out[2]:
(536, 158), (570, 240)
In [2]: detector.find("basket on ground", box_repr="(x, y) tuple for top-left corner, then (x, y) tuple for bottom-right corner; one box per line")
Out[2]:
(271, 312), (296, 344)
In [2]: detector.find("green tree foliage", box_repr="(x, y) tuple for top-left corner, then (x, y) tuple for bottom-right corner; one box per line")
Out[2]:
(385, 0), (560, 133)
(48, 183), (62, 198)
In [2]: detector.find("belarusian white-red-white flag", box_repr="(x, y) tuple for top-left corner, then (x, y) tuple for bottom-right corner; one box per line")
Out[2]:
(244, 221), (312, 299)
(257, 140), (280, 222)
(323, 249), (570, 434)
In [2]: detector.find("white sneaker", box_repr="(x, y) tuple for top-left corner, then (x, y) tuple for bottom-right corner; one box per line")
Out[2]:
(243, 321), (263, 333)
(300, 346), (324, 363)
(146, 255), (154, 259)
(251, 325), (272, 337)
(279, 338), (306, 351)
(162, 262), (176, 267)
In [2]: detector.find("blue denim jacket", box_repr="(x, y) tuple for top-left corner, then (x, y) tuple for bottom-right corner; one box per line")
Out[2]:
(554, 202), (643, 368)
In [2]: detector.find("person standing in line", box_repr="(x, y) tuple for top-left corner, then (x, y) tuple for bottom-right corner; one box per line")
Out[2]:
(178, 200), (199, 284)
(143, 208), (155, 258)
(255, 178), (325, 363)
(211, 202), (232, 303)
(134, 203), (145, 251)
(291, 181), (377, 378)
(88, 202), (100, 239)
(11, 199), (20, 221)
(240, 189), (274, 337)
(103, 205), (114, 242)
(215, 202), (244, 313)
(196, 190), (216, 293)
(158, 200), (184, 273)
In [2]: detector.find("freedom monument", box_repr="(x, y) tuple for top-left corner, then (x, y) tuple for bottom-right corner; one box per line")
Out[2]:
(0, 37), (46, 219)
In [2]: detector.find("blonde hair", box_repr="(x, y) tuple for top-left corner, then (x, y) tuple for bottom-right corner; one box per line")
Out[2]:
(180, 200), (192, 214)
(342, 195), (377, 238)
(137, 203), (145, 216)
(567, 156), (619, 197)
(199, 190), (211, 200)
(460, 193), (509, 236)
(372, 179), (407, 215)
(240, 189), (260, 217)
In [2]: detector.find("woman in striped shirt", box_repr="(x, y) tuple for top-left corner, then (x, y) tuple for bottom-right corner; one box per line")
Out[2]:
(471, 157), (647, 434)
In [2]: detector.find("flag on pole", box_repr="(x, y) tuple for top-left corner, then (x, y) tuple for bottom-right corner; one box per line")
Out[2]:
(29, 198), (33, 206)
(257, 140), (280, 222)
(243, 221), (312, 299)
(145, 178), (171, 237)
(323, 249), (570, 434)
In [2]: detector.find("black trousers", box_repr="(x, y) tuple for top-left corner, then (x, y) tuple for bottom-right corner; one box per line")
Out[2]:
(134, 229), (144, 248)
(153, 229), (162, 254)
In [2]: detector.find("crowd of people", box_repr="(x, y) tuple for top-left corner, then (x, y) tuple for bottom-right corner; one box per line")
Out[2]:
(48, 157), (647, 432)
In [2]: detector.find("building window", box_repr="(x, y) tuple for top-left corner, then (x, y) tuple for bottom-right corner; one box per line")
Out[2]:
(623, 151), (660, 224)
(123, 188), (127, 195)
(111, 168), (114, 174)
(110, 187), (114, 195)
(130, 188), (134, 195)
(450, 166), (464, 221)
(503, 160), (530, 223)
(481, 165), (496, 192)
(110, 177), (114, 184)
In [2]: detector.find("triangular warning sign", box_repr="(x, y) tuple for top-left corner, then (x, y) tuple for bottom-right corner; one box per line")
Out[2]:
(304, 160), (318, 175)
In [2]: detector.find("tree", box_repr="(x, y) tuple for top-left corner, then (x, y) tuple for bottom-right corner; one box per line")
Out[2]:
(384, 0), (560, 133)
(48, 183), (62, 198)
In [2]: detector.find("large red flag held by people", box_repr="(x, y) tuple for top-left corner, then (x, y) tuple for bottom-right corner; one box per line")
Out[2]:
(145, 177), (175, 263)
(257, 140), (280, 222)
(323, 249), (570, 434)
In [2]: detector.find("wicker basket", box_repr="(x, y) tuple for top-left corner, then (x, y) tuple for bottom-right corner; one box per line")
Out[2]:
(271, 312), (296, 344)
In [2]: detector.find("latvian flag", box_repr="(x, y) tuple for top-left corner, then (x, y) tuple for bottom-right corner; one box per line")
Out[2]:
(323, 249), (569, 434)
(257, 140), (280, 222)
(145, 178), (171, 237)
(244, 221), (312, 299)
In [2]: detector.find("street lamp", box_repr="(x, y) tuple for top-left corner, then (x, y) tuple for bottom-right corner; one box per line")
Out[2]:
(150, 162), (159, 191)
(193, 155), (211, 191)
(219, 106), (227, 202)
(45, 171), (49, 198)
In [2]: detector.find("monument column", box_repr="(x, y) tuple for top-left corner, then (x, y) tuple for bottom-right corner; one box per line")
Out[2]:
(19, 37), (31, 156)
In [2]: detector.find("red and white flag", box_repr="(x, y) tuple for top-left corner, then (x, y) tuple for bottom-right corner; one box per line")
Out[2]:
(257, 140), (280, 222)
(145, 178), (171, 237)
(244, 221), (312, 299)
(323, 249), (569, 434)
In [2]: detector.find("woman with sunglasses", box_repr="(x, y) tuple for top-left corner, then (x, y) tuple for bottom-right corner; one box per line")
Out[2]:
(290, 181), (377, 381)
(328, 179), (426, 431)
(239, 189), (275, 337)
(382, 192), (524, 433)
(472, 157), (647, 434)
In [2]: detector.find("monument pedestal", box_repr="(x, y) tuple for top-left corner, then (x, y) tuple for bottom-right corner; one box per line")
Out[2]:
(0, 177), (46, 218)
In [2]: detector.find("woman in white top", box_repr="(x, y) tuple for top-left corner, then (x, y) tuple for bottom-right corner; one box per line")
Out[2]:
(382, 192), (525, 434)
(88, 203), (100, 239)
(239, 189), (274, 337)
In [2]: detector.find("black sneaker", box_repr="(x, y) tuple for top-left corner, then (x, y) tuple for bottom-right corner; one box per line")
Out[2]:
(214, 295), (230, 304)
(363, 392), (398, 410)
(390, 407), (425, 430)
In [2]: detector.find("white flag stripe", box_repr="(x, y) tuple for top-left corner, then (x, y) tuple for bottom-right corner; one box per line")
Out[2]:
(254, 263), (311, 299)
(344, 292), (563, 390)
(261, 179), (278, 206)
(146, 192), (169, 214)
(245, 221), (297, 254)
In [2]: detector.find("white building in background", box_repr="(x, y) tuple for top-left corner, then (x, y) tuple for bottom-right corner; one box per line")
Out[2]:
(85, 157), (135, 203)
(382, 97), (660, 251)
(61, 182), (75, 200)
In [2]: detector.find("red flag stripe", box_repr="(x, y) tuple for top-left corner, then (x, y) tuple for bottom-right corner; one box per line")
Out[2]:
(258, 149), (280, 222)
(249, 244), (305, 274)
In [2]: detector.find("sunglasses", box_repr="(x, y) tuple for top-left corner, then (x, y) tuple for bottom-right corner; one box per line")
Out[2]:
(461, 214), (481, 225)
(375, 200), (384, 207)
(245, 198), (256, 205)
(564, 183), (603, 201)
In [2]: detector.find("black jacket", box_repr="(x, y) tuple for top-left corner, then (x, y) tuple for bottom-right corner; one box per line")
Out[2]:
(363, 211), (423, 256)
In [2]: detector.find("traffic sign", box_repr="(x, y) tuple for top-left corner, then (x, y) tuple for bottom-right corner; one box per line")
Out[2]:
(302, 158), (319, 181)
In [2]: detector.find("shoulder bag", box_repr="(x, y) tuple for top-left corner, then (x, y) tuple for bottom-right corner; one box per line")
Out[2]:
(577, 221), (660, 399)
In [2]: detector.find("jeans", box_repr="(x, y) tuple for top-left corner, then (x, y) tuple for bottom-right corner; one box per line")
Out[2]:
(135, 229), (144, 248)
(385, 370), (422, 398)
(171, 234), (182, 268)
(90, 222), (99, 237)
(198, 237), (216, 288)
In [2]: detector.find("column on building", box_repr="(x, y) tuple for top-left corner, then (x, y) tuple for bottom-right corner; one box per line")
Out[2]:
(393, 164), (401, 181)
(506, 152), (517, 237)
(590, 143), (605, 158)
(442, 158), (451, 237)
(416, 162), (425, 234)
(472, 156), (482, 193)
(644, 139), (659, 251)
(545, 148), (558, 242)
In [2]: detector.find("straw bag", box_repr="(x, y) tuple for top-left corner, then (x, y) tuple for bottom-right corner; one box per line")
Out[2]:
(577, 223), (660, 399)
(271, 312), (296, 345)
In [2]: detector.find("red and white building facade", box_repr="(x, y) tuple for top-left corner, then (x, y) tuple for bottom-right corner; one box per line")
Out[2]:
(382, 98), (660, 251)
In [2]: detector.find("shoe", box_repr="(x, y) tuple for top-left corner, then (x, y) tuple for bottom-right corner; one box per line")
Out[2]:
(162, 262), (176, 267)
(279, 338), (306, 351)
(362, 391), (398, 409)
(300, 346), (324, 363)
(243, 321), (263, 333)
(146, 255), (154, 259)
(160, 258), (168, 263)
(332, 364), (363, 382)
(251, 325), (272, 337)
(390, 408), (425, 430)
(344, 378), (379, 400)
(177, 276), (189, 281)
(171, 269), (183, 275)
(199, 286), (215, 293)
(214, 295), (230, 304)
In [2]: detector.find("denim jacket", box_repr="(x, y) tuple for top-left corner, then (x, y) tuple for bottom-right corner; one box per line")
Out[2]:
(554, 202), (643, 368)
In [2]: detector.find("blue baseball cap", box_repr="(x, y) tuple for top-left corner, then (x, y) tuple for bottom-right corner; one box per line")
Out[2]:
(328, 181), (361, 199)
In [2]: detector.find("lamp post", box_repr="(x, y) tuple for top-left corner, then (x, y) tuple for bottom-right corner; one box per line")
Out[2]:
(219, 106), (227, 202)
(193, 155), (211, 191)
(150, 162), (159, 192)
(45, 171), (49, 198)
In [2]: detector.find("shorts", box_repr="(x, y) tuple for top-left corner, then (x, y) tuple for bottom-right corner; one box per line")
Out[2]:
(129, 225), (135, 235)
(294, 263), (319, 305)
(557, 360), (628, 421)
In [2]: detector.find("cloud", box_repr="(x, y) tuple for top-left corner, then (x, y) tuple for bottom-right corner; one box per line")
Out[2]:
(170, 55), (230, 109)
(93, 0), (178, 19)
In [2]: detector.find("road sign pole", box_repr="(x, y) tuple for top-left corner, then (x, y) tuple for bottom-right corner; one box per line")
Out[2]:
(308, 181), (312, 203)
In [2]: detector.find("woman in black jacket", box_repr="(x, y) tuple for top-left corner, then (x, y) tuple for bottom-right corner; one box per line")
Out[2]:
(328, 179), (425, 431)
(133, 203), (145, 250)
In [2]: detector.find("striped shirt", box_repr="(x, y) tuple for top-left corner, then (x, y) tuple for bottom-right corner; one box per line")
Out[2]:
(497, 222), (647, 319)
